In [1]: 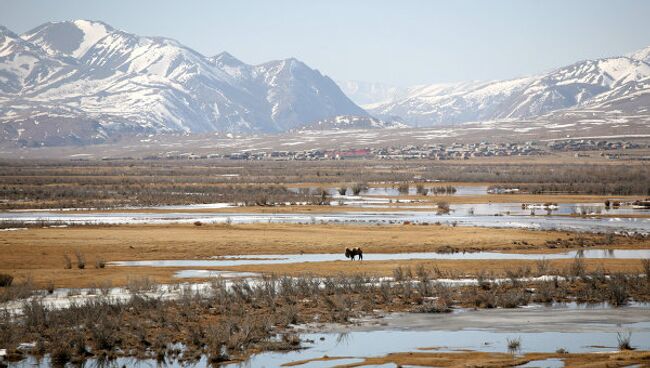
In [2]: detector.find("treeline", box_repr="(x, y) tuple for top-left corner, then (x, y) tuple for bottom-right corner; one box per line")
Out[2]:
(1, 160), (648, 200)
(490, 183), (650, 196)
(0, 184), (327, 209)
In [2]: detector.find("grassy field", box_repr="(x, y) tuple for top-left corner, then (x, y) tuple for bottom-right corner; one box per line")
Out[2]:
(1, 223), (648, 288)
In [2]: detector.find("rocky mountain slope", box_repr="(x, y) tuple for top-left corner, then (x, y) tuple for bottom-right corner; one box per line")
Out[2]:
(0, 20), (366, 146)
(366, 46), (650, 127)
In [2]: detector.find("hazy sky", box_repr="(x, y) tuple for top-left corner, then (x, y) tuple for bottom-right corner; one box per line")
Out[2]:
(2, 0), (650, 86)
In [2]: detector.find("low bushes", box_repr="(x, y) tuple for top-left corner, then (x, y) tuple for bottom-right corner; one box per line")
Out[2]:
(0, 273), (13, 287)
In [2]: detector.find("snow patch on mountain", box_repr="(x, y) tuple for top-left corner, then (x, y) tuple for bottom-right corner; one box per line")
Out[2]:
(369, 47), (650, 126)
(0, 20), (368, 146)
(297, 115), (407, 131)
(628, 45), (650, 63)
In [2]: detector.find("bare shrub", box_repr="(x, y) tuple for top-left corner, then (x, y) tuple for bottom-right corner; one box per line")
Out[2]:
(498, 288), (529, 308)
(642, 259), (650, 280)
(533, 281), (556, 304)
(608, 274), (629, 306)
(535, 258), (550, 275)
(282, 333), (301, 348)
(617, 332), (633, 350)
(75, 250), (85, 270)
(431, 186), (457, 195)
(351, 183), (367, 195)
(0, 277), (34, 303)
(127, 276), (155, 293)
(416, 184), (428, 195)
(392, 266), (412, 281)
(209, 344), (230, 363)
(95, 257), (106, 269)
(476, 270), (492, 290)
(91, 317), (120, 351)
(50, 340), (73, 366)
(436, 201), (450, 214)
(569, 256), (585, 278)
(507, 337), (521, 353)
(416, 298), (452, 313)
(0, 273), (13, 287)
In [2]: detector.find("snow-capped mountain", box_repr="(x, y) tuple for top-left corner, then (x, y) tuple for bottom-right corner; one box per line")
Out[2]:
(0, 20), (366, 146)
(335, 80), (407, 108)
(368, 46), (650, 126)
(296, 115), (407, 131)
(0, 25), (72, 94)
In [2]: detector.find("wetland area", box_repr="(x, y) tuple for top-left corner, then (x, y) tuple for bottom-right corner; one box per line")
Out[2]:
(1, 159), (650, 367)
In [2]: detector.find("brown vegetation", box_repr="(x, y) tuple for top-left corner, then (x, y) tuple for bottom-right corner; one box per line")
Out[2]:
(2, 223), (648, 288)
(1, 269), (649, 365)
(1, 159), (649, 209)
(313, 350), (650, 367)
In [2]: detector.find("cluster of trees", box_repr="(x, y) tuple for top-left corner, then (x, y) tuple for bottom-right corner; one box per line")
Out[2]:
(0, 183), (327, 209)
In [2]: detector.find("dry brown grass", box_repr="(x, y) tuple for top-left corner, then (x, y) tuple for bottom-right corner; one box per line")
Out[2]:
(303, 350), (650, 368)
(1, 223), (648, 288)
(222, 258), (646, 280)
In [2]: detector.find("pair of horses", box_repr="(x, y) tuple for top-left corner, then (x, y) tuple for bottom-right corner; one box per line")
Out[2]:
(344, 247), (363, 260)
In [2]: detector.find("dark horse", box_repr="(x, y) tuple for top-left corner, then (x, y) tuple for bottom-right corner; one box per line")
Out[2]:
(344, 247), (363, 260)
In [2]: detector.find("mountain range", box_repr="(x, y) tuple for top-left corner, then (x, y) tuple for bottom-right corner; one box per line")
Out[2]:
(0, 20), (366, 146)
(344, 47), (650, 127)
(1, 20), (650, 147)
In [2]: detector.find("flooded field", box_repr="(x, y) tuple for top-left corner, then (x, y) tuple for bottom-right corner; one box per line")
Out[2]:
(2, 169), (649, 367)
(111, 249), (650, 269)
(2, 208), (649, 233)
(8, 304), (650, 367)
(453, 202), (650, 216)
(290, 185), (490, 197)
(230, 305), (650, 367)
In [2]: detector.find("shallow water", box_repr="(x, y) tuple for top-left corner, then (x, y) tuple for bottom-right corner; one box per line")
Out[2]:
(289, 185), (489, 197)
(7, 305), (650, 367)
(112, 249), (650, 268)
(11, 355), (209, 368)
(518, 358), (565, 368)
(452, 203), (650, 216)
(228, 305), (650, 367)
(229, 328), (649, 368)
(1, 210), (649, 233)
(173, 270), (260, 278)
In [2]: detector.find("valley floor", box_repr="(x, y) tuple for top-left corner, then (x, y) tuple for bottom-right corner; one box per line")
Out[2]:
(1, 159), (649, 367)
